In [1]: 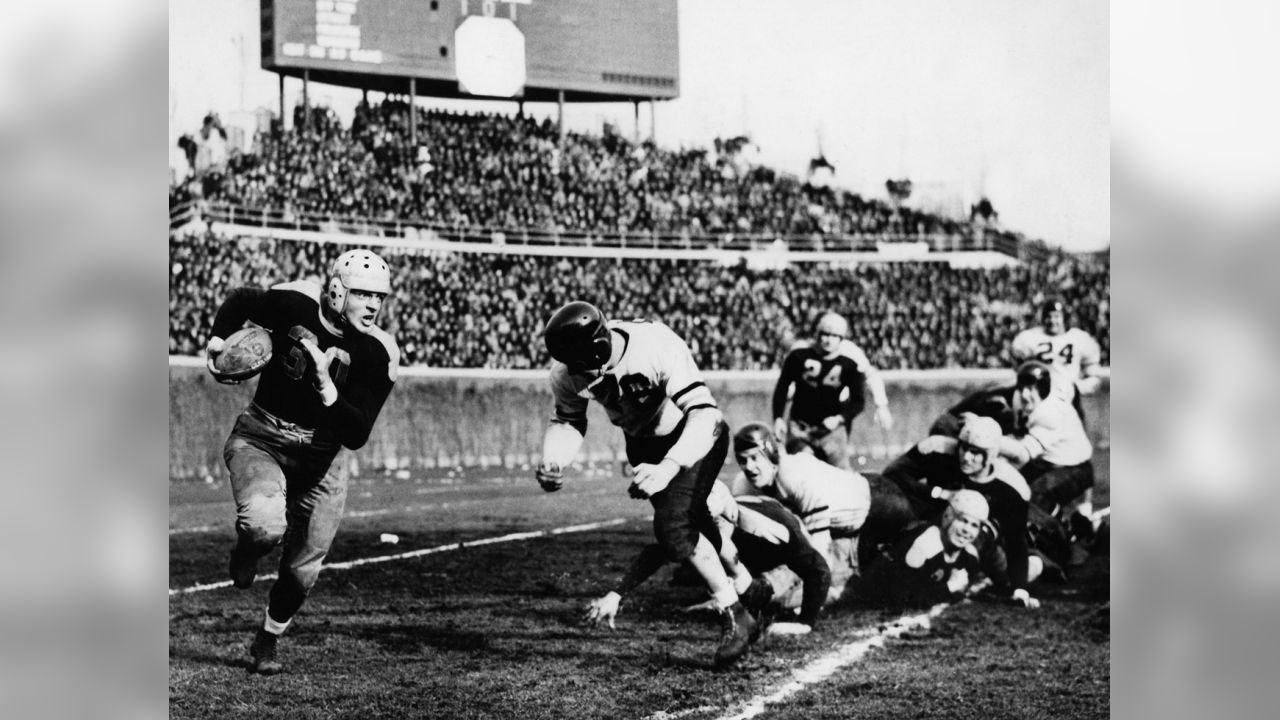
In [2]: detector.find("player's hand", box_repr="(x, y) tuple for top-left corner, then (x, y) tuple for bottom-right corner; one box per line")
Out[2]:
(930, 486), (955, 502)
(205, 336), (238, 384)
(768, 622), (812, 637)
(1012, 588), (1041, 610)
(946, 568), (971, 594)
(628, 459), (680, 499)
(583, 591), (621, 629)
(535, 461), (564, 492)
(822, 415), (844, 432)
(297, 337), (337, 399)
(957, 411), (980, 426)
(875, 405), (895, 430)
(773, 417), (788, 443)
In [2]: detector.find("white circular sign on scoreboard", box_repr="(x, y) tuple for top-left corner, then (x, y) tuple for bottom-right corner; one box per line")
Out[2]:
(455, 16), (526, 98)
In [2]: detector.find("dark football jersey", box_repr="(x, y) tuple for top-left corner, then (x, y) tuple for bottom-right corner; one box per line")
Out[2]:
(211, 282), (399, 450)
(864, 521), (983, 606)
(772, 340), (872, 426)
(732, 496), (831, 626)
(880, 439), (1032, 591)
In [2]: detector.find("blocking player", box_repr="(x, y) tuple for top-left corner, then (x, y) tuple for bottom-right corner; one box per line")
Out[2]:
(1005, 361), (1098, 532)
(881, 416), (1042, 608)
(729, 423), (872, 603)
(584, 484), (831, 637)
(206, 248), (399, 675)
(860, 490), (990, 607)
(534, 301), (759, 668)
(771, 311), (893, 470)
(1011, 298), (1104, 422)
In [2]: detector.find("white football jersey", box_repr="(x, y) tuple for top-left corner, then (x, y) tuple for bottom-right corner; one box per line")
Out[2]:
(549, 319), (717, 439)
(1011, 326), (1101, 401)
(1015, 395), (1093, 466)
(731, 452), (870, 533)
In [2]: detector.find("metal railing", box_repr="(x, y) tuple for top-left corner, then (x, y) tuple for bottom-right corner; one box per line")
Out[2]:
(173, 200), (1022, 257)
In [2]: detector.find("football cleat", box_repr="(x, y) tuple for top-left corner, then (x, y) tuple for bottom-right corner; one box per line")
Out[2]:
(713, 602), (757, 668)
(249, 629), (283, 675)
(228, 542), (259, 590)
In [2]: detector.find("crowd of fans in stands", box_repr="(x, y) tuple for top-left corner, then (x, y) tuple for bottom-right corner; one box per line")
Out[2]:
(175, 102), (993, 244)
(169, 233), (1110, 371)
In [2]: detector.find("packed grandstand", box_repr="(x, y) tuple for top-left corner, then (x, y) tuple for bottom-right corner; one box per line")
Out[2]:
(168, 104), (1109, 371)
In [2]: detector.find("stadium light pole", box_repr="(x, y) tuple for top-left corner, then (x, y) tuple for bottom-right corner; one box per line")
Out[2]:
(557, 89), (565, 148)
(410, 78), (417, 147)
(633, 99), (640, 143)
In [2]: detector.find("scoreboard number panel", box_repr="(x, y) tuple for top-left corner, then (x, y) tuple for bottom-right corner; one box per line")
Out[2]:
(262, 0), (678, 101)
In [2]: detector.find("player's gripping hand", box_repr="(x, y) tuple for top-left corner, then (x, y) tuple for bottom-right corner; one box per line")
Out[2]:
(583, 591), (621, 629)
(535, 461), (563, 492)
(628, 459), (680, 499)
(1012, 588), (1041, 610)
(205, 336), (238, 385)
(297, 337), (338, 404)
(821, 415), (844, 432)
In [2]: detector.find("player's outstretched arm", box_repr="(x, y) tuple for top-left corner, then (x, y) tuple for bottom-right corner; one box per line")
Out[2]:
(536, 422), (584, 492)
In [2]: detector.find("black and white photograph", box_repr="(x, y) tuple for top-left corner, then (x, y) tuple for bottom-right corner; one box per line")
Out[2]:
(167, 1), (1112, 717)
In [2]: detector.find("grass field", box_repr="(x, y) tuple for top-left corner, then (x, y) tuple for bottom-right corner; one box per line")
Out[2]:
(169, 452), (1109, 719)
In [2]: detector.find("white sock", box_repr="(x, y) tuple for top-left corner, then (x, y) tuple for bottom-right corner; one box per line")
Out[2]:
(688, 535), (739, 610)
(263, 607), (291, 636)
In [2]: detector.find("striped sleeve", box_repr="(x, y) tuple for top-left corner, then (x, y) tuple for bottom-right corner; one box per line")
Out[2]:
(659, 324), (717, 412)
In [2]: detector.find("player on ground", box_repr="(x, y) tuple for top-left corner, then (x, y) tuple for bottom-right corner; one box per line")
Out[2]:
(730, 423), (872, 603)
(534, 301), (759, 668)
(584, 484), (831, 637)
(207, 249), (399, 675)
(1011, 298), (1104, 422)
(860, 490), (990, 606)
(881, 416), (1043, 608)
(771, 311), (893, 470)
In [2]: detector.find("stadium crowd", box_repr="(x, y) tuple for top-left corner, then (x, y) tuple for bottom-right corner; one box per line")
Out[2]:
(176, 102), (992, 243)
(169, 232), (1110, 371)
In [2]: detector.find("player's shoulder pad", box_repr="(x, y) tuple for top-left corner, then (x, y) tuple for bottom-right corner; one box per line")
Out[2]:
(905, 525), (945, 568)
(367, 325), (401, 382)
(836, 339), (871, 365)
(991, 459), (1031, 501)
(271, 280), (322, 303)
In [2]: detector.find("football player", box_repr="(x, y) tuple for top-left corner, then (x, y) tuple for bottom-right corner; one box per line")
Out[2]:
(1005, 361), (1098, 533)
(729, 423), (872, 603)
(771, 311), (893, 470)
(1011, 298), (1104, 422)
(584, 484), (831, 637)
(861, 490), (990, 607)
(206, 249), (399, 674)
(535, 301), (759, 668)
(881, 415), (1042, 608)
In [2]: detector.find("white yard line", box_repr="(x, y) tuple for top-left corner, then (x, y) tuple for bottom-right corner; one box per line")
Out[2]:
(168, 517), (629, 596)
(168, 487), (617, 535)
(705, 604), (951, 720)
